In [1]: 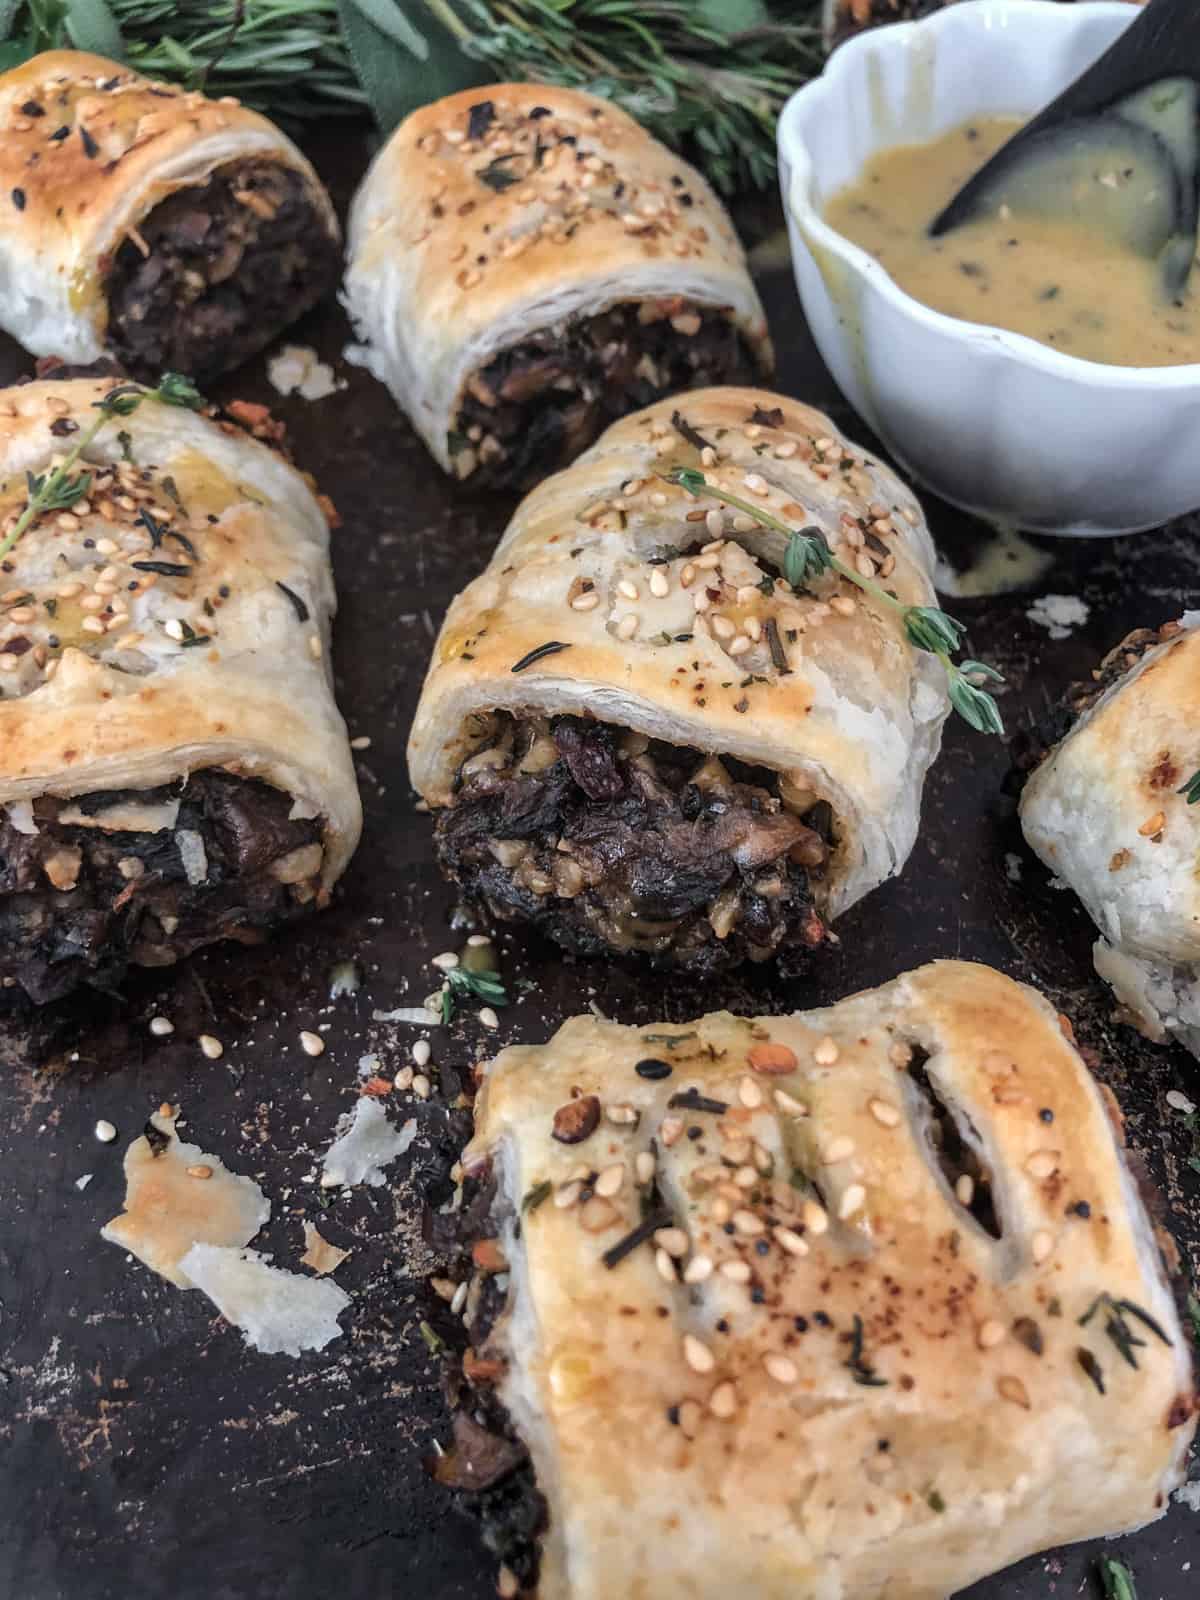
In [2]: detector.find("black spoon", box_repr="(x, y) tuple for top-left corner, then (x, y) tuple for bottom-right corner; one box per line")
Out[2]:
(929, 0), (1200, 297)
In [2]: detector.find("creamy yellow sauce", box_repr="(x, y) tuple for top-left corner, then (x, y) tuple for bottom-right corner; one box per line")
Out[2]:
(823, 115), (1200, 368)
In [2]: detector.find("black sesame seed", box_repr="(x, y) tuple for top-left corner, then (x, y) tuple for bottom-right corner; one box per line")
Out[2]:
(20, 101), (45, 118)
(750, 1287), (765, 1304)
(754, 1239), (769, 1256)
(1071, 1200), (1092, 1219)
(49, 125), (69, 142)
(635, 1058), (673, 1080)
(666, 1404), (680, 1426)
(814, 1311), (832, 1328)
(11, 189), (25, 211)
(794, 1316), (808, 1333)
(1039, 1107), (1054, 1123)
(687, 1125), (702, 1140)
(79, 126), (99, 159)
(716, 1318), (729, 1334)
(723, 1222), (735, 1235)
(877, 1438), (890, 1451)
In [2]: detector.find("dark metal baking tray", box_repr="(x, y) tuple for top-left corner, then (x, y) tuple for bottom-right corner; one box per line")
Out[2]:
(0, 128), (1195, 1600)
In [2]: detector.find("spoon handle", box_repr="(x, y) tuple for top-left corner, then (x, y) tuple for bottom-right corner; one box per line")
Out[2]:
(1031, 0), (1200, 123)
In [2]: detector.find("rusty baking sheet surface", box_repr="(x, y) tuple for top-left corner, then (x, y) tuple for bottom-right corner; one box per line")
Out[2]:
(0, 129), (1195, 1600)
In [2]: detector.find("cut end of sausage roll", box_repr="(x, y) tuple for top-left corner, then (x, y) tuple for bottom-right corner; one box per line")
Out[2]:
(458, 961), (1197, 1600)
(1019, 615), (1200, 1059)
(0, 378), (361, 1005)
(344, 85), (772, 486)
(408, 388), (950, 972)
(0, 52), (340, 378)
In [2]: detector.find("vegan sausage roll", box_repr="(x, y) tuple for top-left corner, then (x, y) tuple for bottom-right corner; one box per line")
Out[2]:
(0, 51), (340, 381)
(455, 960), (1196, 1600)
(408, 388), (949, 975)
(343, 85), (772, 490)
(0, 378), (360, 1005)
(1019, 615), (1200, 1058)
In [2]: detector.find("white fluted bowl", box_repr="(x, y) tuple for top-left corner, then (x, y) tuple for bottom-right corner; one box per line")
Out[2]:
(778, 0), (1200, 536)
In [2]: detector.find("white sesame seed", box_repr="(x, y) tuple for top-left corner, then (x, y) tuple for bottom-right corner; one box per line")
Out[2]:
(888, 1041), (912, 1066)
(649, 492), (668, 507)
(731, 1208), (764, 1236)
(308, 634), (323, 660)
(148, 1016), (174, 1037)
(94, 1119), (117, 1143)
(299, 1030), (325, 1057)
(394, 1066), (414, 1091)
(802, 1199), (829, 1235)
(164, 618), (185, 641)
(683, 1254), (714, 1284)
(838, 1183), (867, 1220)
(830, 595), (856, 617)
(977, 1319), (1006, 1350)
(764, 1353), (798, 1385)
(554, 1181), (583, 1209)
(773, 1088), (809, 1117)
(738, 1075), (763, 1109)
(680, 562), (697, 588)
(655, 1247), (677, 1283)
(708, 1380), (738, 1419)
(617, 579), (639, 601)
(683, 1333), (715, 1373)
(649, 568), (670, 597)
(705, 509), (725, 538)
(198, 1034), (223, 1060)
(594, 1163), (624, 1198)
(733, 1165), (757, 1189)
(773, 440), (798, 459)
(869, 1097), (900, 1127)
(466, 933), (491, 947)
(694, 552), (721, 570)
(635, 1150), (656, 1185)
(773, 1225), (808, 1257)
(1031, 1229), (1054, 1264)
(413, 1074), (431, 1100)
(719, 1258), (751, 1282)
(660, 1114), (684, 1146)
(700, 446), (717, 468)
(432, 951), (460, 971)
(479, 1007), (500, 1030)
(732, 514), (756, 533)
(813, 1035), (840, 1065)
(821, 1136), (855, 1165)
(742, 472), (769, 497)
(1025, 1151), (1058, 1180)
(616, 612), (639, 641)
(955, 1174), (975, 1206)
(655, 1226), (690, 1258)
(727, 636), (752, 656)
(570, 591), (600, 611)
(410, 1039), (431, 1068)
(606, 1102), (639, 1125)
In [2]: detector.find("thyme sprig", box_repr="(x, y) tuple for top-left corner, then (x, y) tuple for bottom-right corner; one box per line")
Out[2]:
(0, 373), (203, 564)
(1178, 769), (1200, 804)
(1097, 1556), (1138, 1600)
(440, 964), (507, 1024)
(665, 468), (1005, 735)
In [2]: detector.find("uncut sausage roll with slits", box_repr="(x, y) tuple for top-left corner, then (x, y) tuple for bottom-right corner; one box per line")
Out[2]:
(343, 84), (772, 489)
(0, 378), (360, 1005)
(1019, 615), (1200, 1058)
(408, 387), (949, 975)
(458, 960), (1196, 1600)
(0, 51), (340, 381)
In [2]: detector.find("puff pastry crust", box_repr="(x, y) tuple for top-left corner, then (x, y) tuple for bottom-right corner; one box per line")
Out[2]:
(467, 960), (1196, 1600)
(1020, 615), (1200, 1056)
(0, 377), (360, 879)
(343, 84), (772, 479)
(408, 386), (949, 922)
(0, 50), (338, 368)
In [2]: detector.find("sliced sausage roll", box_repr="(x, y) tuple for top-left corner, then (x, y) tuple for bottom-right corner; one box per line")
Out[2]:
(343, 85), (772, 489)
(408, 388), (949, 974)
(0, 377), (361, 1005)
(0, 51), (340, 381)
(1020, 615), (1200, 1058)
(458, 960), (1196, 1600)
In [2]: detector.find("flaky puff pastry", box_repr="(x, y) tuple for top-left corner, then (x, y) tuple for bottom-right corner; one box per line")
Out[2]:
(0, 378), (360, 886)
(466, 961), (1196, 1600)
(342, 84), (772, 475)
(408, 387), (949, 919)
(0, 51), (338, 365)
(1021, 615), (1200, 1057)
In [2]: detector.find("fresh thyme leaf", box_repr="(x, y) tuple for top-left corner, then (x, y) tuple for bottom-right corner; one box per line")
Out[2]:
(116, 429), (133, 462)
(1097, 1556), (1137, 1600)
(667, 466), (707, 497)
(477, 153), (520, 190)
(522, 1179), (552, 1213)
(844, 1313), (888, 1386)
(784, 527), (832, 587)
(926, 1489), (946, 1514)
(903, 605), (964, 655)
(1179, 769), (1200, 804)
(418, 1320), (445, 1356)
(441, 965), (508, 1022)
(155, 371), (205, 410)
(947, 668), (1006, 736)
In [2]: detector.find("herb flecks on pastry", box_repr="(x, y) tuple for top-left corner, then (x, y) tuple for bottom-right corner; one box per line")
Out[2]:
(0, 51), (340, 381)
(0, 377), (361, 1005)
(1019, 615), (1200, 1058)
(457, 961), (1196, 1599)
(408, 388), (950, 974)
(344, 85), (772, 490)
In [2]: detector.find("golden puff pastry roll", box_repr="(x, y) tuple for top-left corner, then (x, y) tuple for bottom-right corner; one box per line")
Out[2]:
(461, 960), (1196, 1600)
(342, 84), (772, 490)
(0, 51), (340, 381)
(0, 377), (360, 1005)
(408, 387), (949, 975)
(1020, 615), (1200, 1057)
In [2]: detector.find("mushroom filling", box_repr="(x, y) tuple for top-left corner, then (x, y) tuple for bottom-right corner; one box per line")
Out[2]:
(449, 299), (757, 489)
(435, 713), (834, 973)
(0, 769), (324, 1005)
(105, 159), (340, 382)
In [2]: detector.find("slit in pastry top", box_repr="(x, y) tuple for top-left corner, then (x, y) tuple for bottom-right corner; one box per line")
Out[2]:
(343, 84), (773, 489)
(0, 52), (340, 380)
(460, 960), (1197, 1600)
(0, 378), (360, 1004)
(408, 387), (951, 972)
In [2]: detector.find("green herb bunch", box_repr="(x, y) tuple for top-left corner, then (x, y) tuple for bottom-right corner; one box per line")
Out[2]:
(0, 0), (824, 193)
(666, 467), (1006, 734)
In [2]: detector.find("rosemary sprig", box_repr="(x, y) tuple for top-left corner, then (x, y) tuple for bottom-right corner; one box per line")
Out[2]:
(0, 373), (203, 564)
(665, 468), (1005, 735)
(440, 964), (507, 1024)
(1178, 769), (1200, 804)
(1097, 1556), (1137, 1600)
(1078, 1292), (1172, 1370)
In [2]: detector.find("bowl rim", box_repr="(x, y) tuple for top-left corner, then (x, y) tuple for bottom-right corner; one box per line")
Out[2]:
(778, 0), (1200, 388)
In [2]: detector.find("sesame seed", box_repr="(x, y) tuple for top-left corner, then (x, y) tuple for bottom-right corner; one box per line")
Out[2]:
(977, 1319), (1006, 1349)
(1138, 811), (1165, 836)
(1025, 1151), (1058, 1180)
(764, 1353), (798, 1385)
(432, 951), (460, 971)
(655, 1226), (689, 1257)
(773, 1225), (808, 1257)
(830, 595), (856, 617)
(869, 1097), (900, 1127)
(773, 1088), (809, 1117)
(616, 613), (639, 640)
(680, 562), (697, 588)
(655, 1247), (677, 1283)
(700, 446), (717, 468)
(571, 591), (600, 611)
(821, 1136), (855, 1165)
(617, 579), (639, 600)
(742, 473), (769, 497)
(80, 617), (105, 635)
(554, 1180), (583, 1209)
(997, 1375), (1031, 1409)
(299, 1030), (325, 1057)
(308, 634), (323, 659)
(955, 1174), (975, 1206)
(731, 1208), (764, 1236)
(660, 1114), (684, 1146)
(451, 1280), (469, 1315)
(649, 568), (670, 598)
(838, 1183), (866, 1220)
(727, 636), (752, 656)
(813, 1035), (840, 1065)
(80, 593), (105, 613)
(719, 1259), (751, 1282)
(683, 1254), (714, 1284)
(708, 1380), (737, 1419)
(774, 440), (798, 458)
(198, 1034), (223, 1060)
(94, 1119), (117, 1142)
(802, 1199), (828, 1235)
(711, 615), (736, 641)
(738, 1075), (763, 1109)
(148, 1016), (174, 1037)
(394, 1067), (414, 1091)
(683, 1333), (715, 1373)
(705, 509), (725, 538)
(594, 1163), (624, 1198)
(732, 514), (756, 533)
(479, 1006), (500, 1030)
(186, 1164), (213, 1180)
(1031, 1229), (1054, 1263)
(733, 1165), (757, 1189)
(635, 1150), (656, 1185)
(164, 619), (185, 641)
